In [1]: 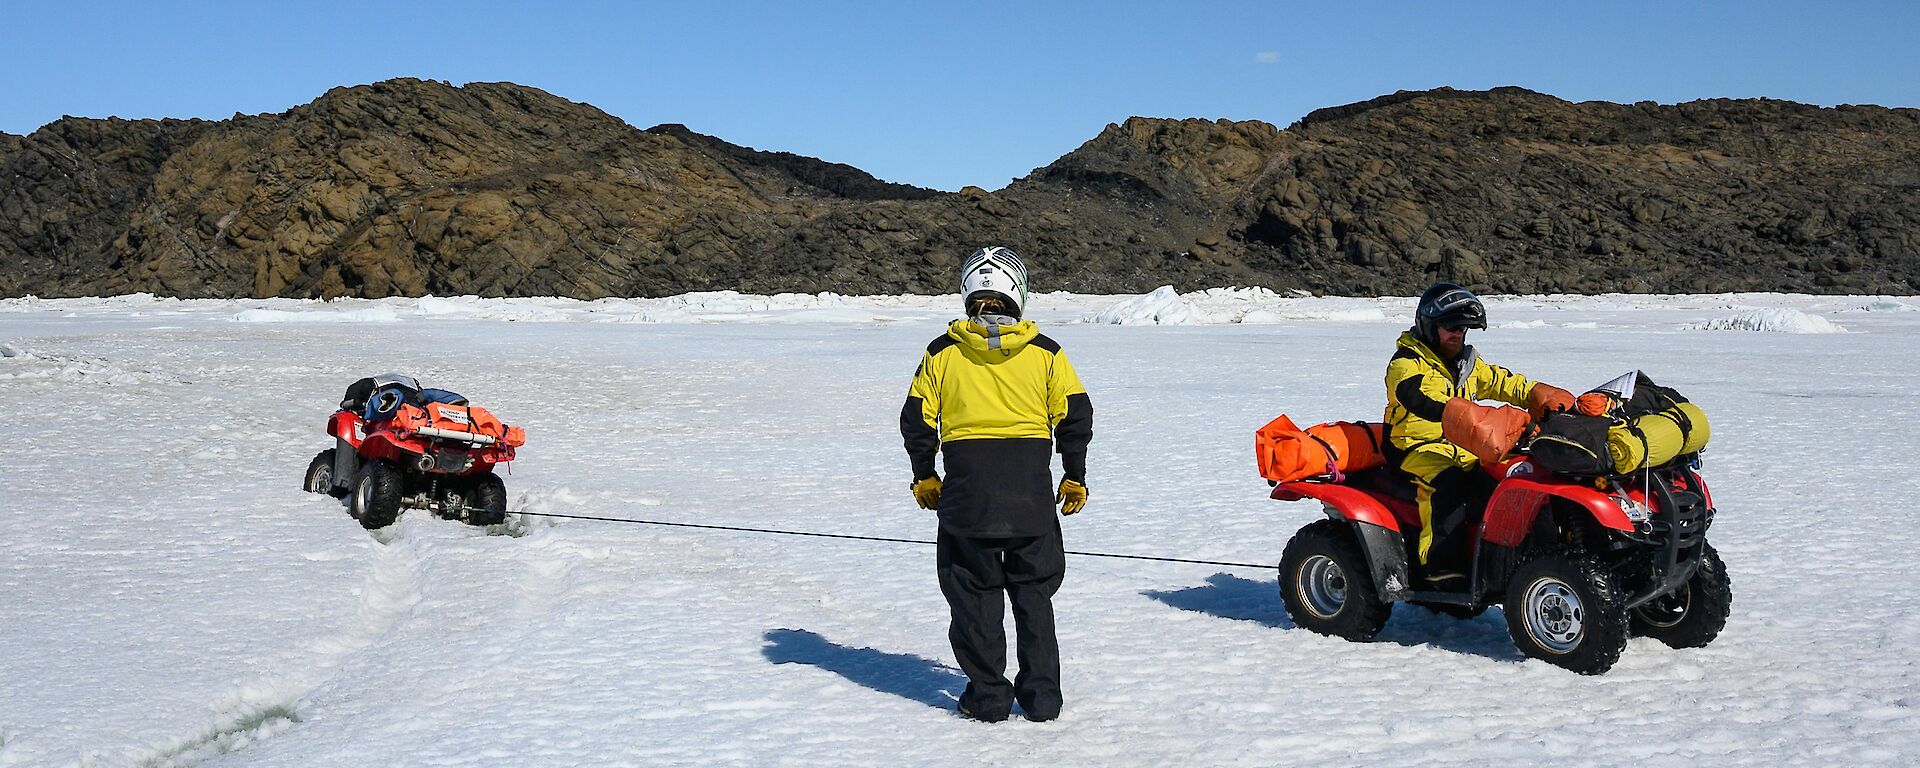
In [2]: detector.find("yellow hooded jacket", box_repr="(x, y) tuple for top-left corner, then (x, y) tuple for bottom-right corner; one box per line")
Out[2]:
(1384, 330), (1536, 458)
(902, 318), (1092, 536)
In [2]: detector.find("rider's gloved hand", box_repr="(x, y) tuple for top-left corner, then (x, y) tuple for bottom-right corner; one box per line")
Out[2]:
(1057, 478), (1088, 515)
(1526, 383), (1576, 419)
(911, 476), (942, 510)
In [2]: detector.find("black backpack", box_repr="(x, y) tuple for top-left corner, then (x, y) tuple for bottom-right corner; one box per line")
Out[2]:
(1529, 412), (1615, 476)
(1621, 372), (1689, 419)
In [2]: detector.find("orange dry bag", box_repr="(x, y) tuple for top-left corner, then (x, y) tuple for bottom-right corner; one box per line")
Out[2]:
(1255, 415), (1386, 483)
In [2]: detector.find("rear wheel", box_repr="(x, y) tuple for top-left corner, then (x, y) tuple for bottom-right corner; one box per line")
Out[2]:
(465, 473), (508, 526)
(303, 450), (338, 495)
(1631, 542), (1732, 648)
(1503, 552), (1629, 674)
(1279, 520), (1391, 641)
(349, 460), (405, 529)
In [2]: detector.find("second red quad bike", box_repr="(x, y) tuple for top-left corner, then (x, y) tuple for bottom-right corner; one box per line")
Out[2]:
(1268, 373), (1729, 675)
(303, 374), (526, 529)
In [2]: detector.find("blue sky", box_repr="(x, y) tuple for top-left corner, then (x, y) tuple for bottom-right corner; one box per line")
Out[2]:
(3, 1), (1916, 191)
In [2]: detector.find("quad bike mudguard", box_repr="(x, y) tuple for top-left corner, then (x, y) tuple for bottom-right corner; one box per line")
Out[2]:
(1273, 482), (1415, 601)
(1481, 468), (1636, 548)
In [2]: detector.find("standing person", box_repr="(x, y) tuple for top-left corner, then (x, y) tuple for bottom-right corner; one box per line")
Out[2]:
(1384, 282), (1567, 584)
(900, 246), (1093, 723)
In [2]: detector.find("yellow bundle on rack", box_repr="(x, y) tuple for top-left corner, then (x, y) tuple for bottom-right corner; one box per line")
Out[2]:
(1606, 402), (1710, 473)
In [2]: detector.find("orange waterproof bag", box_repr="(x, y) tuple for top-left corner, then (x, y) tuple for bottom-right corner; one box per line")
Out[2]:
(1255, 415), (1386, 483)
(1440, 399), (1533, 466)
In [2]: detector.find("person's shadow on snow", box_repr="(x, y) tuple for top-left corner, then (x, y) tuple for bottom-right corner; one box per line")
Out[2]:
(1142, 573), (1524, 663)
(761, 629), (965, 709)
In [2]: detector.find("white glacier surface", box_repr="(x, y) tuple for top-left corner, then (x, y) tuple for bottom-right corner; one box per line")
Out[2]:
(2, 289), (1917, 766)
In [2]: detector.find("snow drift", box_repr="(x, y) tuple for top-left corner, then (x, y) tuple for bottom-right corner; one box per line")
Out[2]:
(1689, 308), (1847, 333)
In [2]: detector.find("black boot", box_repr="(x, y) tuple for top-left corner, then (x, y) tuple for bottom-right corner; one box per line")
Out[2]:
(1419, 503), (1474, 587)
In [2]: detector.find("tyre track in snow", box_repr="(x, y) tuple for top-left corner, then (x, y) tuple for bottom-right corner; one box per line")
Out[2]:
(133, 522), (432, 767)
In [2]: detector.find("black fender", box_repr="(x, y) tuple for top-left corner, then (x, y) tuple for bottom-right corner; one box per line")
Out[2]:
(1331, 514), (1412, 603)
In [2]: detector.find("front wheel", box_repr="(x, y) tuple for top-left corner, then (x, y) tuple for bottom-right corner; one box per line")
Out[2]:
(1279, 520), (1391, 641)
(1631, 542), (1732, 648)
(1503, 552), (1629, 675)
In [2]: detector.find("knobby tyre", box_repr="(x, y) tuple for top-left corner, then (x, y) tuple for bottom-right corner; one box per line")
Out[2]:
(465, 472), (508, 526)
(350, 460), (406, 530)
(1279, 519), (1391, 641)
(1630, 541), (1731, 648)
(304, 449), (339, 495)
(1503, 551), (1630, 675)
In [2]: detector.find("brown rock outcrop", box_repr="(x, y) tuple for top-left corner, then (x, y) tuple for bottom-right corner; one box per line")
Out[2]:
(3, 81), (1916, 298)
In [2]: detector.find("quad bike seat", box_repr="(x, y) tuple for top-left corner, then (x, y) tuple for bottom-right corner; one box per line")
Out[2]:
(1342, 467), (1418, 503)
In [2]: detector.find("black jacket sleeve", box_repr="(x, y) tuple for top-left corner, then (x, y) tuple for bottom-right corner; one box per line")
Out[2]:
(1055, 392), (1092, 483)
(1396, 374), (1449, 423)
(901, 396), (939, 480)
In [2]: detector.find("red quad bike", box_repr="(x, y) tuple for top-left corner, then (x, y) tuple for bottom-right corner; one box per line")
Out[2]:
(1272, 411), (1728, 675)
(302, 374), (526, 529)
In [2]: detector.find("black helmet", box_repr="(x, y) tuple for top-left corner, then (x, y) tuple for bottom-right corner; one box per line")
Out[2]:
(1414, 282), (1487, 343)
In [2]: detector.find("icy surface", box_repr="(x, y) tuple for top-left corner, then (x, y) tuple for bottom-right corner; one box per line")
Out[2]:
(1688, 308), (1849, 333)
(1090, 286), (1196, 325)
(3, 290), (1918, 766)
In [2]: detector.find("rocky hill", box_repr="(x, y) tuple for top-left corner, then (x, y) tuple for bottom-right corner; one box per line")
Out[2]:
(3, 80), (1917, 298)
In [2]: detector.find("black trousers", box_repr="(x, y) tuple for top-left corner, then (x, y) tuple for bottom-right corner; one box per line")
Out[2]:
(936, 525), (1066, 719)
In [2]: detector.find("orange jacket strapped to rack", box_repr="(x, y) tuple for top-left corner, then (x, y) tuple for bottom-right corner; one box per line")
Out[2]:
(1255, 415), (1386, 483)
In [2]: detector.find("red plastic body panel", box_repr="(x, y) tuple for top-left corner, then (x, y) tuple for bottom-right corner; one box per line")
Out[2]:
(325, 407), (518, 476)
(1272, 482), (1419, 533)
(1274, 458), (1664, 547)
(1482, 472), (1634, 547)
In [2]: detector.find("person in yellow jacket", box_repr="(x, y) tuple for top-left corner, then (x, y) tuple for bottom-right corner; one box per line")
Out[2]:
(1385, 283), (1557, 583)
(901, 246), (1092, 723)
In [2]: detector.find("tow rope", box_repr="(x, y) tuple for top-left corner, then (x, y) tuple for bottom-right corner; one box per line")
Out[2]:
(503, 509), (1275, 571)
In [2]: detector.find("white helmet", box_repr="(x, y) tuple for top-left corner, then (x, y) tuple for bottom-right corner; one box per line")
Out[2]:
(960, 246), (1029, 318)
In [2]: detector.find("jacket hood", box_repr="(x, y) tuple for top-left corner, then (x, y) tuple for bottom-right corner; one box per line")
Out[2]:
(948, 317), (1039, 354)
(1396, 330), (1477, 388)
(1396, 331), (1441, 365)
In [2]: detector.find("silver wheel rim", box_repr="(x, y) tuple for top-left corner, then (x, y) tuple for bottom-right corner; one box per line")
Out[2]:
(310, 464), (332, 492)
(1297, 554), (1348, 619)
(353, 476), (372, 517)
(1523, 577), (1585, 654)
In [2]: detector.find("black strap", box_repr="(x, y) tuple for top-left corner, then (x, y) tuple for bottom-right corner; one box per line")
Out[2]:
(1350, 421), (1383, 455)
(1305, 432), (1338, 459)
(1625, 422), (1651, 473)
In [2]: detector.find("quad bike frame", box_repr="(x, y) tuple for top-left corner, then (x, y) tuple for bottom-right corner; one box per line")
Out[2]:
(304, 401), (522, 529)
(1272, 454), (1728, 674)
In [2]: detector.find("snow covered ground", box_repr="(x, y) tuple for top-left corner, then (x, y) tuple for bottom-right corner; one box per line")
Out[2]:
(3, 289), (1918, 766)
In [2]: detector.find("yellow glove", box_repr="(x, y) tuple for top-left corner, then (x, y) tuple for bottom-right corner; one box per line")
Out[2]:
(911, 476), (942, 510)
(1057, 478), (1088, 516)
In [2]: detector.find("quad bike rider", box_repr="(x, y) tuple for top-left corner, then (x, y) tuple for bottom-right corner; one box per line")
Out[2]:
(1384, 283), (1571, 585)
(1269, 287), (1730, 674)
(302, 373), (525, 529)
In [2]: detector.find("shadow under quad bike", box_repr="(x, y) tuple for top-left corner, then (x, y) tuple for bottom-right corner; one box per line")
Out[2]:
(303, 374), (526, 530)
(1271, 446), (1728, 675)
